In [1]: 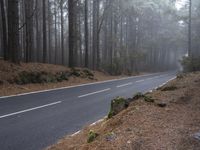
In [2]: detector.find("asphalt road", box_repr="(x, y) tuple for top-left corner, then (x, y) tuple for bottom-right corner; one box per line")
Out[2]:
(0, 71), (176, 150)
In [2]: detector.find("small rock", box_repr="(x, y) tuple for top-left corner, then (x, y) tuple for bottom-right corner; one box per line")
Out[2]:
(0, 80), (3, 85)
(127, 140), (131, 144)
(157, 102), (167, 108)
(194, 132), (200, 141)
(126, 98), (133, 103)
(126, 128), (132, 132)
(105, 132), (116, 141)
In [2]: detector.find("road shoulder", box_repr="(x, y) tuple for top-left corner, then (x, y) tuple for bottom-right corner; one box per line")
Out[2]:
(47, 72), (200, 150)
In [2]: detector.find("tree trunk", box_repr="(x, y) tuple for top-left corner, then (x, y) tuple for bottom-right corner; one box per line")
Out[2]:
(188, 0), (192, 57)
(0, 0), (8, 60)
(54, 7), (57, 64)
(35, 0), (41, 62)
(48, 0), (52, 63)
(60, 0), (64, 65)
(96, 0), (100, 69)
(84, 0), (89, 68)
(24, 0), (34, 62)
(8, 0), (20, 63)
(92, 0), (100, 70)
(68, 0), (77, 68)
(43, 0), (47, 63)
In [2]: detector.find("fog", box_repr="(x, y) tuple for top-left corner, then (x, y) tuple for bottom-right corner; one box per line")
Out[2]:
(0, 0), (199, 73)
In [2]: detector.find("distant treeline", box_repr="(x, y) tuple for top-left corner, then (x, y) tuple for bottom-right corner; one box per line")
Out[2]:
(0, 0), (189, 74)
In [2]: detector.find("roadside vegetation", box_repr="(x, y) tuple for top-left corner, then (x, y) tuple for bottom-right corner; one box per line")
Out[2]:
(181, 56), (200, 72)
(0, 60), (136, 97)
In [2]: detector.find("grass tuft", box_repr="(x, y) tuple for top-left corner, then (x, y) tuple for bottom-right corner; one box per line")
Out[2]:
(87, 130), (99, 143)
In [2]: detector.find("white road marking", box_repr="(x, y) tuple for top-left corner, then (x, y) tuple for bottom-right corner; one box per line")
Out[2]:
(117, 82), (133, 88)
(78, 88), (111, 98)
(71, 130), (81, 137)
(157, 77), (176, 89)
(136, 79), (145, 83)
(136, 75), (166, 83)
(0, 101), (62, 119)
(71, 116), (106, 136)
(145, 76), (176, 93)
(70, 75), (176, 137)
(0, 73), (161, 99)
(90, 119), (104, 126)
(146, 77), (156, 80)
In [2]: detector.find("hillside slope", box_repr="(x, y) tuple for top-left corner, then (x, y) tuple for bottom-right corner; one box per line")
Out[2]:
(0, 60), (128, 97)
(47, 72), (200, 150)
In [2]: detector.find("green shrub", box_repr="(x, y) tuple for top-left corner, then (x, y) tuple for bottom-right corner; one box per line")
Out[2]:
(16, 71), (40, 84)
(16, 71), (69, 85)
(181, 56), (200, 72)
(56, 72), (69, 82)
(87, 130), (98, 143)
(133, 92), (145, 100)
(83, 69), (94, 77)
(70, 68), (81, 77)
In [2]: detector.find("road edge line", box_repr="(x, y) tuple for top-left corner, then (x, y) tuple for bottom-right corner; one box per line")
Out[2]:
(0, 73), (160, 99)
(68, 76), (177, 138)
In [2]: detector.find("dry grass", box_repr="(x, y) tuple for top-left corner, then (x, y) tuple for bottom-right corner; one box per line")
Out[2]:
(47, 72), (200, 150)
(0, 60), (128, 96)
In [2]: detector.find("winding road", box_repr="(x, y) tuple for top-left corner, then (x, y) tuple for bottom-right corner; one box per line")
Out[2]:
(0, 71), (176, 150)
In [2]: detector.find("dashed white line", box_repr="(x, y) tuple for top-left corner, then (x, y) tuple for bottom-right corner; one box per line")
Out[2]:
(117, 82), (133, 88)
(78, 88), (111, 98)
(0, 101), (62, 119)
(0, 73), (158, 99)
(136, 75), (164, 83)
(146, 77), (156, 80)
(136, 79), (145, 83)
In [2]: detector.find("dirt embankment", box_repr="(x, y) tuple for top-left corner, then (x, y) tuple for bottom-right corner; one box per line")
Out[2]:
(0, 60), (130, 97)
(47, 72), (200, 150)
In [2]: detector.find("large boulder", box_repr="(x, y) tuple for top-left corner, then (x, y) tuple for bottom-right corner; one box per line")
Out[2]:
(108, 97), (129, 118)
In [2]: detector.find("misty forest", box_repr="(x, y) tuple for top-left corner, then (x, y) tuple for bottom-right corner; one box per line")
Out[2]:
(1, 0), (199, 74)
(1, 0), (200, 150)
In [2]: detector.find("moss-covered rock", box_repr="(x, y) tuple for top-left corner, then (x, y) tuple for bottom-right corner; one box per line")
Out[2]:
(108, 97), (129, 118)
(133, 92), (145, 100)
